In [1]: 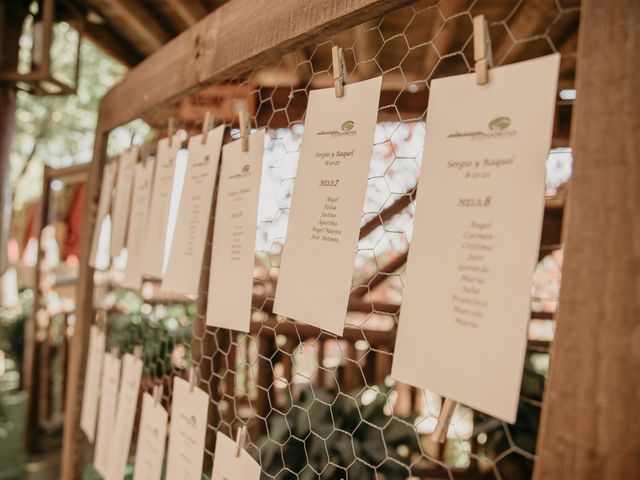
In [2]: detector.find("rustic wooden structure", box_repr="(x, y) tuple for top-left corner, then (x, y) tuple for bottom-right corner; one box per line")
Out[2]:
(56, 0), (639, 479)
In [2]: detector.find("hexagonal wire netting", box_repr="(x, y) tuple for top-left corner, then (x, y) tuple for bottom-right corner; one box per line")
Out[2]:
(91, 0), (579, 479)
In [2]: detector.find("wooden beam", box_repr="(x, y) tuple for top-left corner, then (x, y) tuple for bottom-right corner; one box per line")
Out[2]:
(98, 0), (417, 132)
(78, 21), (144, 67)
(102, 0), (171, 53)
(533, 0), (640, 478)
(167, 0), (208, 27)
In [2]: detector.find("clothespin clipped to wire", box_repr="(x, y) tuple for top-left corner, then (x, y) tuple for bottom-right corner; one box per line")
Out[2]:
(133, 345), (143, 359)
(473, 14), (492, 85)
(188, 365), (199, 393)
(201, 111), (215, 145)
(238, 109), (250, 153)
(431, 398), (457, 444)
(168, 116), (178, 147)
(234, 425), (248, 458)
(153, 383), (163, 407)
(95, 310), (107, 332)
(332, 45), (346, 98)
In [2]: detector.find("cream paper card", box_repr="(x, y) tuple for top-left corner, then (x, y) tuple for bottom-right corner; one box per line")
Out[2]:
(80, 326), (106, 443)
(89, 161), (117, 268)
(110, 147), (138, 257)
(132, 392), (168, 480)
(122, 158), (156, 289)
(391, 54), (560, 423)
(163, 126), (225, 296)
(211, 431), (261, 480)
(206, 131), (265, 332)
(165, 377), (209, 480)
(93, 352), (121, 476)
(106, 353), (144, 480)
(142, 134), (182, 279)
(273, 76), (383, 335)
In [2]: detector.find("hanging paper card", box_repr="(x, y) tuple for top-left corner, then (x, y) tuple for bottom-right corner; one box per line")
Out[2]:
(392, 54), (560, 423)
(132, 392), (168, 480)
(206, 130), (265, 332)
(89, 161), (117, 268)
(142, 134), (182, 279)
(110, 147), (138, 257)
(163, 126), (225, 296)
(211, 431), (261, 480)
(165, 377), (209, 480)
(273, 76), (382, 335)
(122, 158), (156, 289)
(93, 352), (121, 476)
(80, 325), (105, 443)
(106, 353), (144, 480)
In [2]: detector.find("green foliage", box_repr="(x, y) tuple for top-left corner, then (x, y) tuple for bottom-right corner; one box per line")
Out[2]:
(257, 384), (421, 479)
(10, 21), (127, 207)
(0, 289), (33, 376)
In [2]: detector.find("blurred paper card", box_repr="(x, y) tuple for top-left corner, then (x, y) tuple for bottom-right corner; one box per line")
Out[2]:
(106, 353), (143, 480)
(89, 161), (117, 268)
(122, 157), (156, 289)
(80, 325), (105, 443)
(392, 54), (560, 423)
(273, 76), (382, 335)
(110, 147), (138, 257)
(165, 377), (209, 480)
(133, 392), (168, 480)
(211, 431), (261, 480)
(93, 352), (121, 476)
(142, 134), (182, 279)
(206, 131), (264, 332)
(163, 126), (225, 296)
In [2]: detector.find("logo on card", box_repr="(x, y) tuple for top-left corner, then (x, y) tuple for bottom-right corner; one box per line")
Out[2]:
(228, 164), (252, 180)
(317, 120), (357, 137)
(447, 116), (516, 140)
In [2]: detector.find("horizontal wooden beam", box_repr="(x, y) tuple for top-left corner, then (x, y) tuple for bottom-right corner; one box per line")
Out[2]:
(103, 0), (171, 54)
(167, 0), (208, 27)
(98, 0), (417, 132)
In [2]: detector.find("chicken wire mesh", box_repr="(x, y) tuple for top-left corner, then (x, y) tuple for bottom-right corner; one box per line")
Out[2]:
(86, 0), (580, 478)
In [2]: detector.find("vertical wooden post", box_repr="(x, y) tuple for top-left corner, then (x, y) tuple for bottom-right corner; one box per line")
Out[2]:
(533, 1), (640, 478)
(60, 125), (109, 479)
(0, 3), (27, 275)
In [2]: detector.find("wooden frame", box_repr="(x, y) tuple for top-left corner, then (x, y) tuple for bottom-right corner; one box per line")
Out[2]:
(62, 0), (640, 478)
(25, 162), (89, 453)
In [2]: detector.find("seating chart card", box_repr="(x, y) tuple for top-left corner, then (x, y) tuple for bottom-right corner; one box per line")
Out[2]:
(122, 157), (156, 289)
(142, 134), (182, 279)
(93, 352), (121, 476)
(163, 125), (225, 296)
(80, 325), (105, 443)
(106, 353), (144, 480)
(391, 54), (560, 423)
(165, 377), (209, 480)
(110, 147), (138, 257)
(273, 76), (383, 335)
(133, 392), (168, 480)
(89, 161), (117, 268)
(211, 431), (261, 480)
(206, 130), (265, 332)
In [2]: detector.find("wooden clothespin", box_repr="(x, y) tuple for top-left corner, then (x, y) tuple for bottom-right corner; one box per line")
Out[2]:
(431, 398), (457, 444)
(238, 110), (250, 153)
(133, 344), (143, 359)
(473, 14), (492, 85)
(95, 310), (107, 332)
(153, 384), (163, 406)
(332, 45), (346, 98)
(332, 45), (346, 97)
(235, 425), (248, 458)
(188, 366), (198, 393)
(201, 111), (215, 145)
(168, 116), (177, 146)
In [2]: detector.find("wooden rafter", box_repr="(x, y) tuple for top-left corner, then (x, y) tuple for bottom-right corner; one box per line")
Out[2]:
(166, 0), (208, 27)
(101, 0), (171, 53)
